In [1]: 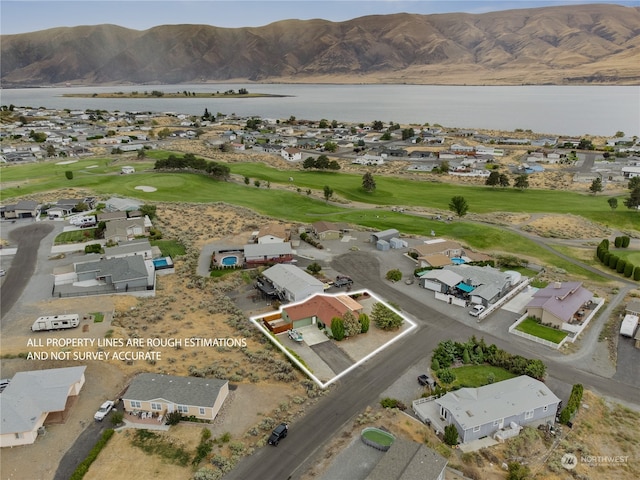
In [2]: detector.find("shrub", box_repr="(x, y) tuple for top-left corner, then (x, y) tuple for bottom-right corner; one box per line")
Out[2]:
(616, 259), (626, 274)
(359, 313), (370, 333)
(331, 317), (345, 341)
(165, 411), (182, 425)
(431, 358), (440, 371)
(558, 383), (583, 425)
(385, 269), (402, 282)
(110, 411), (124, 426)
(438, 368), (456, 384)
(69, 429), (114, 480)
(621, 236), (630, 247)
(634, 266), (640, 281)
(65, 170), (73, 180)
(84, 244), (102, 254)
(624, 263), (634, 277)
(380, 398), (406, 410)
(614, 236), (623, 248)
(371, 302), (403, 331)
(608, 255), (619, 269)
(444, 424), (459, 446)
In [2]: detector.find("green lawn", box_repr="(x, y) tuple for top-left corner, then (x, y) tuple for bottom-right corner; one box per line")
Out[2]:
(91, 312), (104, 323)
(150, 239), (186, 257)
(54, 228), (98, 244)
(450, 365), (517, 388)
(612, 248), (640, 266)
(516, 318), (568, 344)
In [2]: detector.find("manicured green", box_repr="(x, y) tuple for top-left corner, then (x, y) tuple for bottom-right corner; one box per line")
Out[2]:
(54, 228), (97, 244)
(516, 318), (568, 344)
(362, 428), (395, 447)
(612, 249), (640, 266)
(150, 239), (186, 257)
(91, 312), (104, 323)
(450, 365), (517, 388)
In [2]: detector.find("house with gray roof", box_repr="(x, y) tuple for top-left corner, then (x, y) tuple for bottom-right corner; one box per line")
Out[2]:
(0, 200), (40, 219)
(243, 242), (293, 266)
(367, 438), (447, 480)
(261, 264), (325, 302)
(419, 375), (560, 444)
(444, 264), (514, 306)
(75, 255), (153, 292)
(0, 366), (86, 447)
(104, 238), (153, 260)
(123, 373), (229, 421)
(526, 282), (594, 329)
(419, 269), (464, 294)
(104, 217), (147, 243)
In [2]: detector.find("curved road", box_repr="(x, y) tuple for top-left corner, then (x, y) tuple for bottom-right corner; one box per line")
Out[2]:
(1, 222), (54, 319)
(224, 251), (639, 480)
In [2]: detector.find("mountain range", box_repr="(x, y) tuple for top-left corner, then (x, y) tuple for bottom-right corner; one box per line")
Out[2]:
(2, 3), (639, 87)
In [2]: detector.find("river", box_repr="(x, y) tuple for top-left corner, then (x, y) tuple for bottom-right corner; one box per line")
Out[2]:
(1, 84), (638, 137)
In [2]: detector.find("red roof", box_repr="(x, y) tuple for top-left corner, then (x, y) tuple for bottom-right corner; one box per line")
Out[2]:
(284, 295), (361, 327)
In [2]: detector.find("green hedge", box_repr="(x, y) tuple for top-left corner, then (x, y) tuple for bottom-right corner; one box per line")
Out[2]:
(69, 429), (114, 480)
(558, 384), (583, 425)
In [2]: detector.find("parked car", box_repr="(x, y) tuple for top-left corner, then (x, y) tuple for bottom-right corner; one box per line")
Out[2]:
(94, 400), (114, 421)
(468, 305), (485, 317)
(287, 329), (303, 342)
(417, 374), (436, 388)
(333, 275), (353, 288)
(268, 423), (289, 446)
(0, 269), (5, 277)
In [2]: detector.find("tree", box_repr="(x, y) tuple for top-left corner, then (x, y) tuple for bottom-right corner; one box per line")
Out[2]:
(514, 174), (529, 190)
(140, 204), (157, 220)
(608, 197), (618, 210)
(46, 144), (56, 157)
(449, 196), (469, 218)
(629, 177), (640, 190)
(157, 128), (171, 139)
(498, 173), (510, 187)
(371, 302), (403, 330)
(371, 120), (384, 131)
(137, 148), (146, 159)
(315, 155), (330, 169)
(589, 177), (603, 195)
(624, 185), (640, 209)
(303, 157), (316, 169)
(362, 172), (376, 193)
(443, 424), (459, 446)
(323, 185), (333, 203)
(507, 463), (531, 480)
(65, 170), (73, 180)
(485, 171), (501, 187)
(401, 128), (415, 140)
(306, 262), (322, 275)
(254, 179), (261, 188)
(380, 131), (392, 141)
(331, 317), (345, 341)
(323, 141), (338, 152)
(244, 176), (250, 185)
(318, 119), (329, 129)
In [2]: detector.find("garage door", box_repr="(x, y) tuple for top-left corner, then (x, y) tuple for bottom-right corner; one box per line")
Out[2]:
(293, 317), (313, 328)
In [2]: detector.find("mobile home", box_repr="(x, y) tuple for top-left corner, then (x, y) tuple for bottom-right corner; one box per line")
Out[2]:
(31, 314), (80, 332)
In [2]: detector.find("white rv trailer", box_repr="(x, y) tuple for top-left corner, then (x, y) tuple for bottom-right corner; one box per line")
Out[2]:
(31, 314), (80, 332)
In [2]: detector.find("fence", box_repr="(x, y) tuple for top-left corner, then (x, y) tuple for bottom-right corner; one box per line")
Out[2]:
(509, 313), (566, 349)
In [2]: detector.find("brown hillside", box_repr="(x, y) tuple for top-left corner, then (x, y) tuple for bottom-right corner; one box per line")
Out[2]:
(1, 4), (639, 86)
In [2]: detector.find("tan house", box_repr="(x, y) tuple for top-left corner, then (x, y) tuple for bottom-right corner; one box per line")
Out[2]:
(525, 282), (594, 329)
(411, 239), (490, 268)
(256, 223), (290, 244)
(122, 374), (229, 421)
(104, 218), (147, 243)
(0, 366), (86, 447)
(312, 221), (341, 240)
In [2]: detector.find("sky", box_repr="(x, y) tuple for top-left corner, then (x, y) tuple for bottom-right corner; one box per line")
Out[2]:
(1, 0), (638, 34)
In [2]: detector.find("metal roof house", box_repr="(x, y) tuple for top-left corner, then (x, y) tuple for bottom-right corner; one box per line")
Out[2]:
(123, 374), (229, 422)
(261, 264), (324, 302)
(416, 375), (560, 444)
(367, 438), (447, 480)
(0, 366), (86, 447)
(243, 242), (293, 266)
(526, 282), (594, 329)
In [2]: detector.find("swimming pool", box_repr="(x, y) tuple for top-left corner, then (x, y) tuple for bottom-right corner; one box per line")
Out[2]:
(451, 257), (466, 264)
(153, 257), (174, 269)
(221, 256), (238, 266)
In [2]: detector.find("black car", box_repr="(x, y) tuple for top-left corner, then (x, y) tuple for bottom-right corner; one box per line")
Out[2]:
(268, 423), (288, 446)
(333, 276), (353, 288)
(417, 374), (436, 388)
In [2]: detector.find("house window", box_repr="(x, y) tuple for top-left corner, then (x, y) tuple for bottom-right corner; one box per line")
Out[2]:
(151, 403), (162, 411)
(199, 407), (206, 415)
(14, 432), (24, 439)
(525, 410), (534, 420)
(177, 405), (189, 413)
(131, 400), (141, 409)
(473, 425), (481, 433)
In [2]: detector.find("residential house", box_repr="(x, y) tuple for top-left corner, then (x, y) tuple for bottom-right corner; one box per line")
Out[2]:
(256, 223), (290, 244)
(526, 282), (594, 329)
(279, 293), (363, 330)
(261, 264), (324, 302)
(243, 243), (293, 266)
(445, 264), (515, 306)
(621, 166), (640, 179)
(281, 147), (303, 162)
(104, 239), (153, 260)
(415, 375), (560, 444)
(97, 211), (128, 222)
(104, 218), (147, 243)
(312, 221), (342, 240)
(0, 366), (86, 447)
(74, 255), (153, 292)
(123, 373), (229, 421)
(410, 239), (464, 268)
(626, 300), (640, 316)
(0, 200), (40, 219)
(367, 438), (447, 480)
(419, 269), (465, 294)
(105, 197), (143, 212)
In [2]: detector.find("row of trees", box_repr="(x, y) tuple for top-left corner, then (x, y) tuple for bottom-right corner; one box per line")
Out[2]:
(595, 238), (639, 280)
(485, 171), (530, 190)
(330, 311), (370, 341)
(302, 155), (340, 171)
(431, 337), (547, 381)
(154, 153), (230, 180)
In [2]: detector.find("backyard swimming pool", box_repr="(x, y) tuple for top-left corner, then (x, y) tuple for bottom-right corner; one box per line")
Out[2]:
(153, 257), (174, 270)
(221, 256), (238, 266)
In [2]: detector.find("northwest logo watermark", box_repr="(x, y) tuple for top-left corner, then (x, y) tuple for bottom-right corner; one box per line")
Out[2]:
(561, 453), (629, 470)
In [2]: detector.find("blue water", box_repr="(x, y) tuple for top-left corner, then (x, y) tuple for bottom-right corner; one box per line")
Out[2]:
(221, 256), (238, 266)
(153, 257), (172, 268)
(451, 257), (466, 265)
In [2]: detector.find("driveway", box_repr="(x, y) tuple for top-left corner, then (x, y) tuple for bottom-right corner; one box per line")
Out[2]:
(310, 342), (354, 374)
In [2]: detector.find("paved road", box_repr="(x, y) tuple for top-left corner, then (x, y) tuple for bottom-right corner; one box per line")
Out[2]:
(225, 251), (640, 480)
(0, 222), (54, 319)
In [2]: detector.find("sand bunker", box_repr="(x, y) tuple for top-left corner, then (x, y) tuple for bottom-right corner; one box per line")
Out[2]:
(55, 160), (78, 165)
(135, 185), (157, 192)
